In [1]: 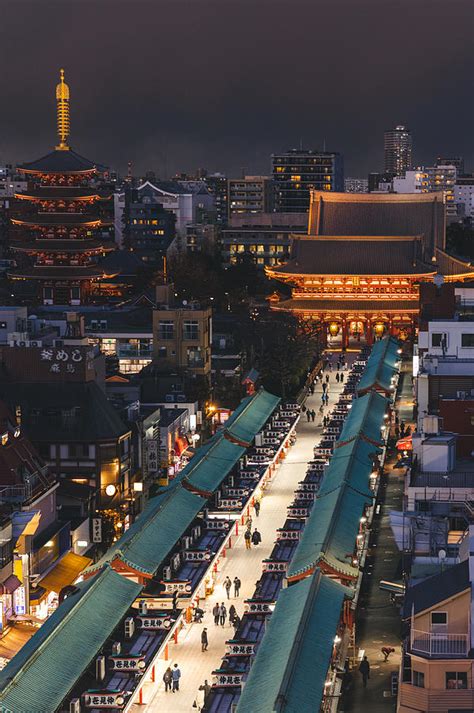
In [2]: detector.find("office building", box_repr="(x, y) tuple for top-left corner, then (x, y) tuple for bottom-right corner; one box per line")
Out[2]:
(227, 176), (273, 220)
(272, 149), (344, 212)
(426, 164), (458, 216)
(455, 174), (474, 219)
(222, 213), (307, 268)
(124, 186), (176, 263)
(344, 177), (368, 193)
(384, 125), (412, 175)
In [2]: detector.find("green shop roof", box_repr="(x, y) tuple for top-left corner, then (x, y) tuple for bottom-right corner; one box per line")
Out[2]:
(318, 438), (379, 497)
(337, 391), (388, 445)
(236, 571), (351, 713)
(224, 389), (281, 446)
(0, 567), (141, 713)
(357, 336), (400, 395)
(181, 432), (246, 494)
(86, 485), (205, 576)
(288, 484), (373, 581)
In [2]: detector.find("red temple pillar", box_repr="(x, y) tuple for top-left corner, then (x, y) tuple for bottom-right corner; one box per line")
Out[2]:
(365, 320), (373, 346)
(320, 320), (328, 349)
(341, 318), (348, 350)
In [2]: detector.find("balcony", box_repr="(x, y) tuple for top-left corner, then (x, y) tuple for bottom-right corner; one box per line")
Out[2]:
(117, 346), (153, 359)
(411, 629), (469, 657)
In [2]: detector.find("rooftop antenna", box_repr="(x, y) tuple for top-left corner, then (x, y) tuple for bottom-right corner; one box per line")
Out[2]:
(55, 68), (70, 151)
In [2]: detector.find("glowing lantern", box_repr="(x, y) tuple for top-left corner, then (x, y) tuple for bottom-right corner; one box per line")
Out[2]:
(329, 322), (339, 336)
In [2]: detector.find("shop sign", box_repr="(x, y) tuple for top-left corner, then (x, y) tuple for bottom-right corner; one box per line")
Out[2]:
(84, 692), (126, 708)
(213, 673), (243, 688)
(137, 616), (172, 630)
(218, 498), (242, 509)
(40, 347), (94, 375)
(146, 440), (159, 474)
(224, 488), (248, 497)
(225, 642), (255, 656)
(109, 656), (145, 671)
(183, 551), (211, 562)
(276, 529), (300, 541)
(239, 470), (260, 480)
(92, 517), (102, 543)
(287, 507), (309, 518)
(204, 519), (230, 530)
(262, 560), (287, 573)
(293, 491), (315, 501)
(13, 586), (26, 615)
(245, 601), (272, 614)
(162, 581), (192, 594)
(297, 482), (318, 492)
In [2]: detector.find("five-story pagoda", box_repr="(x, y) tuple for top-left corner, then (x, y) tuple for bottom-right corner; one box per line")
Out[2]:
(9, 69), (114, 305)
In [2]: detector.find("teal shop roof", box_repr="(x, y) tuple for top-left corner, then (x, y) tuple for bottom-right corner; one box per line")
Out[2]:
(85, 485), (205, 576)
(180, 433), (246, 494)
(0, 567), (141, 713)
(224, 389), (281, 446)
(357, 337), (400, 395)
(237, 571), (351, 713)
(337, 391), (388, 445)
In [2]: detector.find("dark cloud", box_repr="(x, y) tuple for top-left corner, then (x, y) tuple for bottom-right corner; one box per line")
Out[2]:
(0, 0), (472, 177)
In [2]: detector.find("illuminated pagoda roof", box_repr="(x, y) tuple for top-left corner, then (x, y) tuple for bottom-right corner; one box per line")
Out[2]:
(15, 187), (104, 201)
(11, 213), (107, 228)
(18, 148), (104, 175)
(268, 236), (434, 278)
(271, 298), (419, 314)
(10, 239), (114, 253)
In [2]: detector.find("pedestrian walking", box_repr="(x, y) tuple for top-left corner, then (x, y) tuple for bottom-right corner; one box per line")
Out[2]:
(310, 384), (315, 395)
(213, 602), (220, 625)
(340, 372), (344, 382)
(322, 382), (327, 393)
(336, 361), (340, 371)
(326, 374), (330, 383)
(244, 528), (252, 549)
(219, 602), (227, 626)
(358, 656), (370, 688)
(233, 613), (241, 630)
(229, 604), (237, 625)
(246, 515), (252, 530)
(329, 361), (333, 372)
(163, 667), (172, 692)
(381, 646), (395, 662)
(201, 628), (208, 651)
(311, 409), (316, 422)
(224, 576), (232, 599)
(254, 499), (260, 517)
(306, 409), (311, 422)
(319, 404), (324, 415)
(336, 372), (340, 383)
(234, 576), (241, 597)
(324, 393), (329, 405)
(172, 664), (181, 692)
(252, 528), (262, 546)
(195, 680), (211, 711)
(301, 404), (307, 413)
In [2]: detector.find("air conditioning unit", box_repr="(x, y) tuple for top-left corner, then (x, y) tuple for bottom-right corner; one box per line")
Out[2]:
(163, 566), (172, 580)
(255, 433), (263, 447)
(124, 617), (135, 639)
(165, 394), (174, 403)
(171, 553), (181, 571)
(96, 655), (106, 681)
(111, 641), (121, 656)
(192, 526), (201, 541)
(69, 699), (81, 713)
(139, 600), (148, 615)
(181, 536), (192, 550)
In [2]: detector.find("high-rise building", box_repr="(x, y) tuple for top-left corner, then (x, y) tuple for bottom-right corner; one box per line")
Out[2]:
(272, 149), (344, 212)
(227, 176), (273, 220)
(384, 125), (412, 175)
(426, 163), (458, 216)
(9, 70), (113, 305)
(204, 173), (228, 225)
(344, 177), (368, 193)
(436, 156), (464, 174)
(455, 174), (474, 219)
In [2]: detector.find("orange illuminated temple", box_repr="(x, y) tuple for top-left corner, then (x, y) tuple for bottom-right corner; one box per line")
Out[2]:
(266, 191), (474, 346)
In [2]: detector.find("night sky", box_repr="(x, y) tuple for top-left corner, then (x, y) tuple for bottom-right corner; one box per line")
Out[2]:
(1, 0), (472, 178)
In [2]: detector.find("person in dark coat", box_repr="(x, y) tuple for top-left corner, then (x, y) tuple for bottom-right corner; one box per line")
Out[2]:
(234, 576), (241, 596)
(244, 528), (252, 550)
(252, 529), (262, 546)
(212, 602), (220, 625)
(254, 499), (260, 516)
(340, 372), (344, 383)
(233, 614), (241, 630)
(359, 656), (370, 687)
(219, 602), (227, 626)
(336, 372), (340, 383)
(201, 628), (208, 651)
(307, 409), (311, 422)
(163, 667), (172, 692)
(172, 663), (181, 692)
(229, 604), (237, 625)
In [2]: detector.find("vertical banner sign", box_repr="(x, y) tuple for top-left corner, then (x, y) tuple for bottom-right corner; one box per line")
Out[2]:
(147, 440), (159, 473)
(92, 517), (102, 543)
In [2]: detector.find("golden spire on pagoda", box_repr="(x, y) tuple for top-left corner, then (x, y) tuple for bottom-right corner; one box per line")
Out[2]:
(55, 68), (70, 151)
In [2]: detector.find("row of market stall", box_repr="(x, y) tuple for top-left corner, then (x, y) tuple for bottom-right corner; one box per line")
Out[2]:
(0, 389), (301, 713)
(204, 337), (402, 713)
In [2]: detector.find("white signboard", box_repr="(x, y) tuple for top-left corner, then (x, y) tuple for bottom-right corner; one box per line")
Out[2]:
(276, 529), (300, 541)
(109, 657), (145, 671)
(137, 616), (172, 630)
(84, 692), (126, 708)
(92, 517), (102, 543)
(262, 560), (287, 573)
(225, 642), (255, 656)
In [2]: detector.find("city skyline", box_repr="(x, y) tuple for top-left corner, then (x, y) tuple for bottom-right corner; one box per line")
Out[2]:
(1, 0), (472, 177)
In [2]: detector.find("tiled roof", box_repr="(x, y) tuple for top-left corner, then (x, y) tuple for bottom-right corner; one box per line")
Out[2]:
(402, 559), (470, 618)
(337, 391), (388, 444)
(357, 336), (400, 394)
(10, 239), (112, 253)
(273, 237), (432, 275)
(85, 485), (205, 576)
(223, 389), (281, 446)
(180, 433), (245, 494)
(271, 298), (419, 313)
(99, 249), (146, 275)
(10, 266), (106, 280)
(0, 567), (141, 713)
(236, 571), (351, 713)
(18, 149), (103, 174)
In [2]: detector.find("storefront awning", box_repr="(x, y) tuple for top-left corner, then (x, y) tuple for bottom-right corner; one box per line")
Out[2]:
(12, 511), (41, 541)
(0, 575), (21, 595)
(39, 552), (93, 594)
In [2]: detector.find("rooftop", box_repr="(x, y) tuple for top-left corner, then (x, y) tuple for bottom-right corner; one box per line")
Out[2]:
(18, 148), (104, 175)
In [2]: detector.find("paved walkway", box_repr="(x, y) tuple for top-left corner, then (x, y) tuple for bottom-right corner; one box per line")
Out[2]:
(139, 359), (349, 712)
(342, 359), (413, 713)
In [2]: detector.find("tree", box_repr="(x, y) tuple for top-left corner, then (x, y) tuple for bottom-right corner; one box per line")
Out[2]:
(446, 221), (474, 260)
